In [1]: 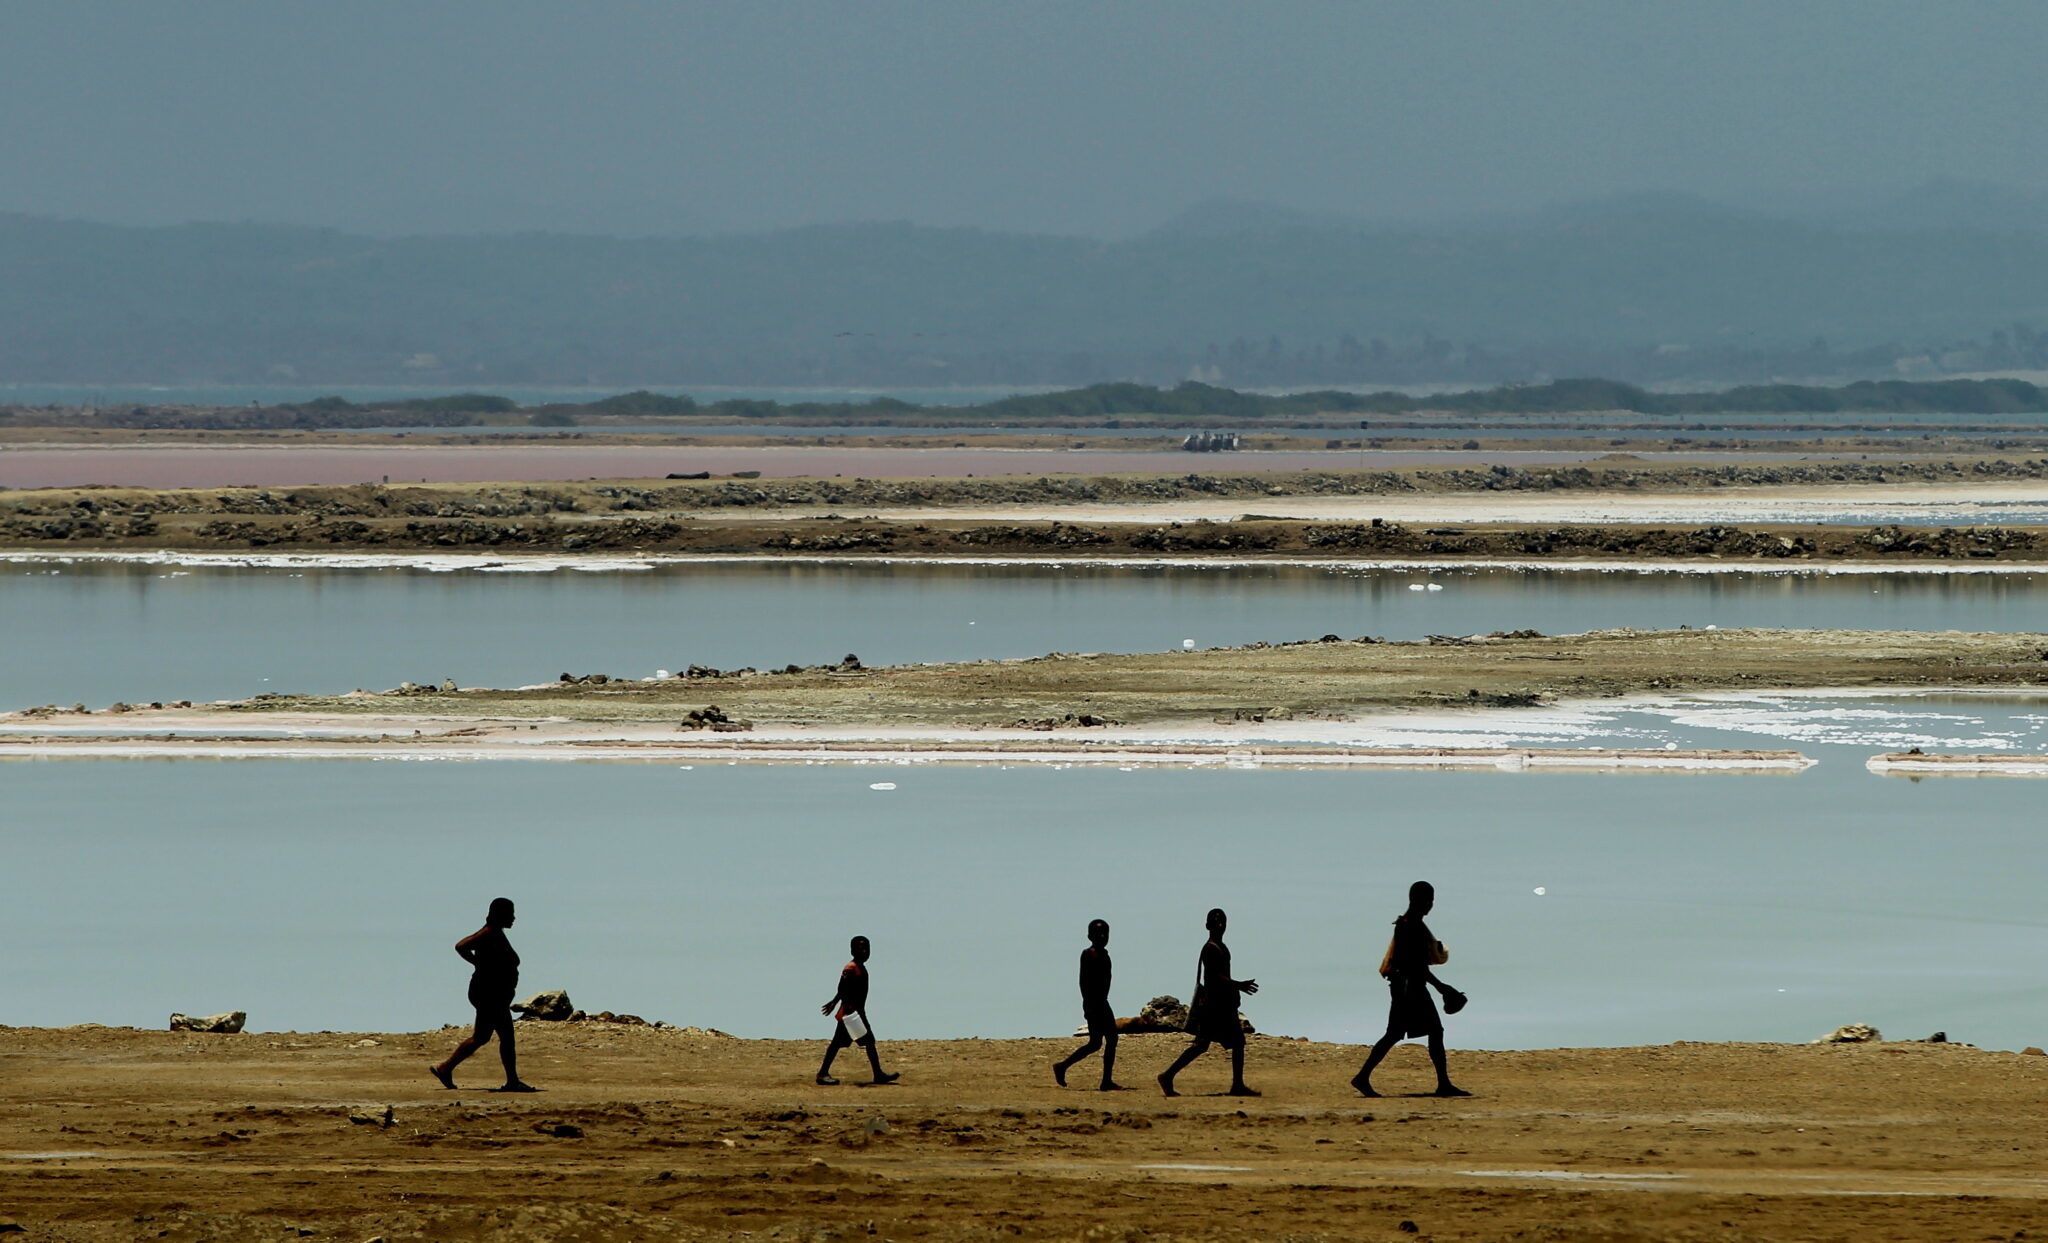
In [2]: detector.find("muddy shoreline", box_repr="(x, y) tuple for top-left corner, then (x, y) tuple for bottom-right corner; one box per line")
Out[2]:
(11, 627), (2043, 732)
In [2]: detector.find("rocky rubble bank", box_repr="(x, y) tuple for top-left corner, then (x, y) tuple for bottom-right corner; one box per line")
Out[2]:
(7, 477), (2048, 562)
(3, 510), (2044, 562)
(9, 455), (2048, 525)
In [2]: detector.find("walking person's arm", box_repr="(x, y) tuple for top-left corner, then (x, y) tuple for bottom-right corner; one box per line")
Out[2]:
(453, 926), (490, 964)
(1204, 942), (1257, 995)
(1222, 950), (1258, 995)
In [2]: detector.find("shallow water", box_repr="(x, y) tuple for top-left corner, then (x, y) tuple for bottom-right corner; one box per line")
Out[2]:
(7, 558), (2048, 708)
(5, 693), (2046, 1049)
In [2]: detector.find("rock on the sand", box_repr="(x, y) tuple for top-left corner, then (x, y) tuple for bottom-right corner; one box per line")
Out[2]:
(513, 990), (574, 1021)
(1118, 995), (1189, 1033)
(1812, 1022), (1882, 1044)
(168, 1011), (246, 1034)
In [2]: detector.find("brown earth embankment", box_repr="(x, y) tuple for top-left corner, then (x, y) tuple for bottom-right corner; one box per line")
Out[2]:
(50, 627), (2044, 728)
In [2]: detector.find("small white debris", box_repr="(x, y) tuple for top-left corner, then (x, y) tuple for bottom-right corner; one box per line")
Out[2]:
(1408, 584), (1426, 592)
(1533, 887), (1546, 896)
(1425, 583), (1444, 592)
(1665, 742), (1679, 751)
(869, 782), (896, 791)
(1182, 639), (1196, 649)
(656, 669), (671, 679)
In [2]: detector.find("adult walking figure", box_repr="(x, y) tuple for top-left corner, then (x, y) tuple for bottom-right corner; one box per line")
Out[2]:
(1352, 880), (1469, 1098)
(817, 935), (900, 1086)
(1054, 918), (1128, 1090)
(430, 896), (537, 1092)
(1158, 907), (1259, 1097)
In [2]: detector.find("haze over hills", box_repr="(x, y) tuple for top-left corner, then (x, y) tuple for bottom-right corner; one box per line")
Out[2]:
(7, 183), (2048, 391)
(1155, 181), (2048, 240)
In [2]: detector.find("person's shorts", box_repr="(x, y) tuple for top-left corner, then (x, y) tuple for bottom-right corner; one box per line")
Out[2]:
(1192, 1003), (1245, 1048)
(467, 979), (515, 1013)
(1083, 1000), (1117, 1037)
(1385, 975), (1443, 1040)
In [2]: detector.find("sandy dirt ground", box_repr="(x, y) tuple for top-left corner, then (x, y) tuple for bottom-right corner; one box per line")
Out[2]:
(3, 1025), (2047, 1241)
(19, 628), (2034, 731)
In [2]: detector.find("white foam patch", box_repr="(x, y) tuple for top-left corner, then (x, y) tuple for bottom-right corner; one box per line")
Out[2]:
(1621, 694), (2048, 751)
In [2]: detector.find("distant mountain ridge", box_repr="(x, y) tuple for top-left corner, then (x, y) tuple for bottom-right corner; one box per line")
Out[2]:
(6, 185), (2048, 387)
(1154, 182), (2048, 238)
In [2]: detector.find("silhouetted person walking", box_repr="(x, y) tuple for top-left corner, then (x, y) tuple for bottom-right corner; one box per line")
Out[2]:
(1158, 907), (1259, 1097)
(1353, 880), (1468, 1098)
(817, 935), (899, 1085)
(430, 896), (537, 1092)
(1054, 918), (1128, 1090)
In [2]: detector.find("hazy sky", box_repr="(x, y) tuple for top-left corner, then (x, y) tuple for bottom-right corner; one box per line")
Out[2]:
(5, 1), (2047, 237)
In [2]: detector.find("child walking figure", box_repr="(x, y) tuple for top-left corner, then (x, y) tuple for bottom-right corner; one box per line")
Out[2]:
(817, 935), (900, 1086)
(1158, 907), (1259, 1097)
(1054, 918), (1127, 1090)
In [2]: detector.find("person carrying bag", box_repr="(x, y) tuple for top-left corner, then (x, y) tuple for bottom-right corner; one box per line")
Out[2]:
(1352, 881), (1469, 1098)
(1158, 908), (1260, 1097)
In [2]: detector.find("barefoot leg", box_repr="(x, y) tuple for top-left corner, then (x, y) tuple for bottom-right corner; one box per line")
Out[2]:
(1428, 1032), (1465, 1096)
(1158, 1036), (1207, 1096)
(496, 1013), (524, 1090)
(818, 1022), (851, 1081)
(1055, 1035), (1101, 1087)
(1353, 1030), (1399, 1097)
(1227, 1042), (1257, 1095)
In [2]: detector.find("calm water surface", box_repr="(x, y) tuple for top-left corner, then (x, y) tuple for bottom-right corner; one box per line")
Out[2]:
(6, 697), (2047, 1049)
(8, 558), (2045, 1052)
(6, 559), (2048, 707)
